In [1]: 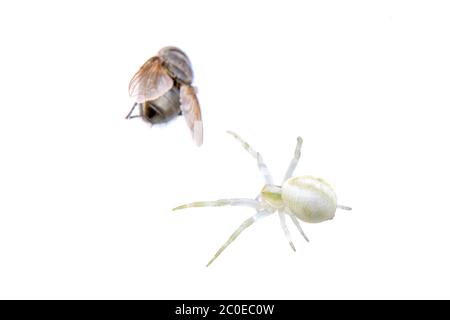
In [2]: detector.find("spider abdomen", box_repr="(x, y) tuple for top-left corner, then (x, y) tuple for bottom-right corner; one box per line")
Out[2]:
(281, 176), (337, 223)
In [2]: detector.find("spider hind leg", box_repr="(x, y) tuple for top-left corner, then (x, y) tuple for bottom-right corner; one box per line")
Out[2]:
(285, 209), (310, 242)
(278, 210), (296, 251)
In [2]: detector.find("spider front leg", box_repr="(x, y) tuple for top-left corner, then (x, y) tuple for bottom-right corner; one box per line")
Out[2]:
(206, 209), (273, 267)
(283, 136), (303, 182)
(227, 131), (274, 185)
(173, 198), (262, 211)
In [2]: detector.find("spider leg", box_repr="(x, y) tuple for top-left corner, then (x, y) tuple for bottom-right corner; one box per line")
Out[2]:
(284, 209), (310, 242)
(283, 136), (303, 182)
(337, 205), (352, 211)
(206, 210), (272, 267)
(226, 131), (273, 185)
(173, 198), (261, 211)
(278, 210), (296, 251)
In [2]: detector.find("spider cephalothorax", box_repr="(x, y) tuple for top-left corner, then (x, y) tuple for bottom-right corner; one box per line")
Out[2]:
(173, 131), (351, 266)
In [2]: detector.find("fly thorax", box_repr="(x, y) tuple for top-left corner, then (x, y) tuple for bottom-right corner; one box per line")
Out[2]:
(158, 46), (193, 84)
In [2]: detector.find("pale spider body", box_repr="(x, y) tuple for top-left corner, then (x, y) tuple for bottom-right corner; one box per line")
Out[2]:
(174, 131), (351, 266)
(262, 176), (338, 223)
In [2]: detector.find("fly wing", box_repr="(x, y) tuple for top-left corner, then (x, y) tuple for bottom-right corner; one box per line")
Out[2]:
(129, 56), (173, 103)
(180, 84), (203, 146)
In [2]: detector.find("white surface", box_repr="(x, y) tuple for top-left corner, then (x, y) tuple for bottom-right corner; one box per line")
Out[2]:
(0, 0), (449, 299)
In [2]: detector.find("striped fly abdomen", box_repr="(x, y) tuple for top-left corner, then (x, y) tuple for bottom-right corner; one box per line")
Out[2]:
(141, 86), (181, 124)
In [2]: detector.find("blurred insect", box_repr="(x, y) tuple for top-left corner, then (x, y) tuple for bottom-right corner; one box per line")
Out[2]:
(173, 131), (351, 266)
(126, 46), (203, 146)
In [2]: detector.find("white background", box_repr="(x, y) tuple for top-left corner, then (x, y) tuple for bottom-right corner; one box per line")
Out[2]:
(0, 0), (449, 299)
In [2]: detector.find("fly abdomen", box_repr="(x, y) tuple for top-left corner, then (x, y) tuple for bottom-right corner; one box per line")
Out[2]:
(142, 86), (181, 124)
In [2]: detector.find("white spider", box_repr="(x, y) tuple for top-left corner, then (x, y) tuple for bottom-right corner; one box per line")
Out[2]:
(173, 131), (351, 266)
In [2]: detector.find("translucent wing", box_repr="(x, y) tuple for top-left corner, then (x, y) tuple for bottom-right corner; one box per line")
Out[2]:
(128, 56), (173, 103)
(180, 84), (203, 146)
